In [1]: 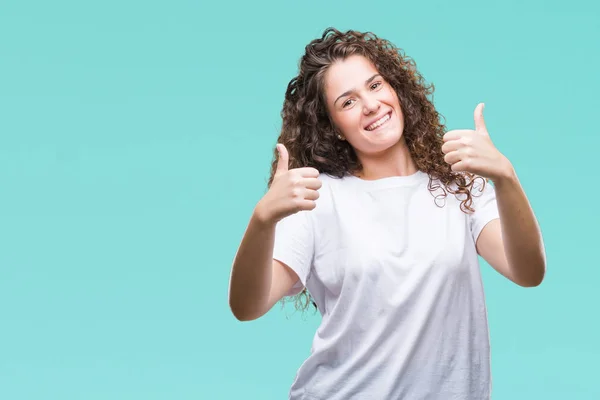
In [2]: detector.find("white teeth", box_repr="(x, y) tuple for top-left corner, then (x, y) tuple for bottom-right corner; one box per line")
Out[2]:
(366, 113), (390, 131)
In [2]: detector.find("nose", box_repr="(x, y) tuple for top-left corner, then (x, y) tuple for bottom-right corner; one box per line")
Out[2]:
(362, 95), (380, 115)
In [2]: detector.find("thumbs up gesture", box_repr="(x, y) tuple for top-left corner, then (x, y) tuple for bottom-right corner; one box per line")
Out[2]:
(442, 103), (512, 181)
(254, 144), (322, 225)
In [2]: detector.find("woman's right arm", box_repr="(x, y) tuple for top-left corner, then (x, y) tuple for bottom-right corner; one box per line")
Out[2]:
(228, 144), (321, 321)
(228, 210), (300, 321)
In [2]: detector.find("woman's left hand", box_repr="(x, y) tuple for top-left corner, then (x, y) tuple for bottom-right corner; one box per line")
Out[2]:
(441, 103), (513, 181)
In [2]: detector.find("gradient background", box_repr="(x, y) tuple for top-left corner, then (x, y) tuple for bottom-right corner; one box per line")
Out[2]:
(1, 0), (598, 399)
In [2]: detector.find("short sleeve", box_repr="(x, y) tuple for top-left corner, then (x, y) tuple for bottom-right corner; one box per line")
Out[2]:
(272, 210), (315, 297)
(469, 178), (500, 244)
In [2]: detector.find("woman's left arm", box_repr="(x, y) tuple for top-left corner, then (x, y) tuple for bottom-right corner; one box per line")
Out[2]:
(477, 169), (546, 287)
(442, 102), (546, 287)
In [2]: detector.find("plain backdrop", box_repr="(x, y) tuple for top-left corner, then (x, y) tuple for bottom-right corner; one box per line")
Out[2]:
(1, 0), (598, 399)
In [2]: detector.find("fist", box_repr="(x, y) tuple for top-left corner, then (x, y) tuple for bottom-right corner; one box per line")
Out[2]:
(255, 144), (322, 224)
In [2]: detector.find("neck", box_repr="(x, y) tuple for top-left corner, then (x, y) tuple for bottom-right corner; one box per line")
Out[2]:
(354, 138), (418, 180)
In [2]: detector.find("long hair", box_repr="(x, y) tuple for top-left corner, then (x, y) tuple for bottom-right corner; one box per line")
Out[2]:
(269, 27), (485, 311)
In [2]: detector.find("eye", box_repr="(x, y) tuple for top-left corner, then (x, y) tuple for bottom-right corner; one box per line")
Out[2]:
(370, 81), (382, 90)
(342, 98), (355, 108)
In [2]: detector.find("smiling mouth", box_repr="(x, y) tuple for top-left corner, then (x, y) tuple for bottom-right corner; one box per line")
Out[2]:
(365, 112), (392, 131)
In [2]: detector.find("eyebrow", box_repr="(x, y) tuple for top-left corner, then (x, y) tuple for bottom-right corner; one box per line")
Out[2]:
(334, 74), (381, 106)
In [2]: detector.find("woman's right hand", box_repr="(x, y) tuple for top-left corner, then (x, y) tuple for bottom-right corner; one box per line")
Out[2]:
(254, 144), (322, 225)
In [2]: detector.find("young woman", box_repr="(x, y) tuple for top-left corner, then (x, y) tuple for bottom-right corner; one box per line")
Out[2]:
(228, 27), (546, 400)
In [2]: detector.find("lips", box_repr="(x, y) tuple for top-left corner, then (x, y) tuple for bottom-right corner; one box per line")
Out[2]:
(364, 111), (391, 131)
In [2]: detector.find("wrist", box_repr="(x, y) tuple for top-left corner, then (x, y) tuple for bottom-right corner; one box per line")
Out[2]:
(491, 158), (517, 188)
(252, 200), (278, 228)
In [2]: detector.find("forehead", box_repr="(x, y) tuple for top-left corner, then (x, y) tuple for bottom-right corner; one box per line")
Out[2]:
(324, 55), (379, 94)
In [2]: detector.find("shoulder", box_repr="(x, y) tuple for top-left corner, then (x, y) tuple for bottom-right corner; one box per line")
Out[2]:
(309, 172), (351, 216)
(316, 172), (359, 196)
(318, 172), (347, 183)
(316, 172), (353, 191)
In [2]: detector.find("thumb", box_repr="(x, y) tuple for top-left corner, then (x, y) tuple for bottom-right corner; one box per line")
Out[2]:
(474, 102), (488, 134)
(275, 144), (289, 174)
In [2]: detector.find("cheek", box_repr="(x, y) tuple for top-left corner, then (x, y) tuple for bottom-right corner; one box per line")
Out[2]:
(388, 87), (400, 105)
(334, 111), (361, 134)
(387, 90), (403, 119)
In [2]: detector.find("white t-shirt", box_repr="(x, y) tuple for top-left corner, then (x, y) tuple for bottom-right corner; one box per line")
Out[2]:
(272, 170), (500, 400)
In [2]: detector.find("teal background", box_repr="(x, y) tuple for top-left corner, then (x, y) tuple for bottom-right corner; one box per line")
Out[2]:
(1, 0), (598, 398)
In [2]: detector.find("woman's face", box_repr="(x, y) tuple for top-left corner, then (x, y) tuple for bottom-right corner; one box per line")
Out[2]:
(324, 55), (405, 156)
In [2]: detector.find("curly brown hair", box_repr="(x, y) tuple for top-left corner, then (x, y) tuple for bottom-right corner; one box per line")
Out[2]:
(268, 27), (485, 311)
